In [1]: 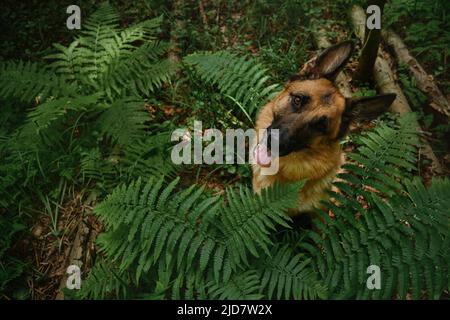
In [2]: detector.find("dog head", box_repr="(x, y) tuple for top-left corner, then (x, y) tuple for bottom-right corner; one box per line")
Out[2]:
(257, 41), (396, 164)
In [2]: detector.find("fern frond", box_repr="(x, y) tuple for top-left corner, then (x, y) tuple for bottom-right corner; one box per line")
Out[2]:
(121, 132), (178, 180)
(93, 177), (222, 284)
(118, 16), (163, 43)
(341, 113), (419, 199)
(304, 114), (450, 299)
(67, 6), (173, 95)
(206, 270), (263, 300)
(102, 44), (177, 98)
(77, 260), (131, 299)
(83, 2), (120, 34)
(28, 94), (101, 131)
(71, 6), (119, 83)
(218, 181), (303, 279)
(86, 177), (304, 299)
(0, 61), (75, 101)
(96, 98), (148, 145)
(80, 132), (178, 191)
(45, 41), (82, 83)
(184, 51), (281, 118)
(257, 244), (327, 299)
(81, 3), (121, 40)
(80, 148), (118, 189)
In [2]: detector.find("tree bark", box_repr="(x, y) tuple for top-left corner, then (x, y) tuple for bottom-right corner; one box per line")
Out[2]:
(382, 29), (450, 119)
(351, 5), (444, 175)
(354, 0), (386, 83)
(168, 0), (183, 65)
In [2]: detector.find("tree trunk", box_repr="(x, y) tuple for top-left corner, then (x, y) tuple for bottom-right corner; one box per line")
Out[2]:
(354, 0), (386, 83)
(382, 29), (450, 119)
(351, 5), (444, 175)
(168, 0), (184, 65)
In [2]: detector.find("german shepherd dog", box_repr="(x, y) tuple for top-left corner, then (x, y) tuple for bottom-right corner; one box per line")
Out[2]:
(252, 41), (396, 217)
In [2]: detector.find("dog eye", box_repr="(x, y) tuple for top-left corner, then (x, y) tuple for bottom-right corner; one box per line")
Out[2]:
(291, 94), (309, 111)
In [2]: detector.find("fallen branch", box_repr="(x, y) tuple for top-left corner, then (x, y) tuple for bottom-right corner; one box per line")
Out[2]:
(55, 218), (87, 300)
(55, 213), (98, 300)
(351, 5), (444, 175)
(382, 29), (450, 119)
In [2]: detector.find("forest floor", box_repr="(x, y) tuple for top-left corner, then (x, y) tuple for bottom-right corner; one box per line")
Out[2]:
(1, 0), (449, 299)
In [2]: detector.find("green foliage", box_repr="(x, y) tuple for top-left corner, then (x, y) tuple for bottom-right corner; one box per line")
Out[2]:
(258, 38), (310, 83)
(80, 131), (177, 192)
(184, 51), (281, 121)
(256, 244), (327, 299)
(76, 260), (131, 300)
(0, 3), (178, 295)
(303, 114), (450, 299)
(78, 177), (328, 299)
(1, 3), (176, 139)
(0, 3), (177, 199)
(342, 114), (419, 199)
(0, 212), (25, 293)
(306, 175), (450, 299)
(0, 60), (76, 102)
(247, 0), (323, 43)
(397, 64), (428, 111)
(97, 98), (148, 145)
(385, 0), (450, 91)
(80, 113), (449, 300)
(1, 0), (449, 301)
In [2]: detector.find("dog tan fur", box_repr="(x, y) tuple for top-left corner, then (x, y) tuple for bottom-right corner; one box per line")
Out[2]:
(252, 42), (396, 216)
(252, 79), (345, 213)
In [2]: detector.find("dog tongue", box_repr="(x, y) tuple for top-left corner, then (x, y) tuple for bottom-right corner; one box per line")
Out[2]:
(255, 144), (271, 167)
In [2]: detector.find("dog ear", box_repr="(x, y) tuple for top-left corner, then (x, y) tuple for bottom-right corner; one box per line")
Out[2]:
(337, 93), (396, 139)
(345, 93), (396, 120)
(298, 41), (354, 80)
